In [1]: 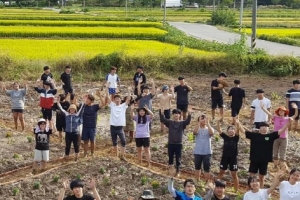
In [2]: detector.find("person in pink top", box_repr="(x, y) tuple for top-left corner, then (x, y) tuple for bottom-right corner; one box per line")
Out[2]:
(131, 105), (154, 167)
(260, 102), (298, 170)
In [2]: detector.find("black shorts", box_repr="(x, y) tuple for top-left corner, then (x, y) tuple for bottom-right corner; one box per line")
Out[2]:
(177, 104), (188, 112)
(231, 108), (241, 117)
(160, 109), (171, 122)
(211, 99), (223, 109)
(289, 108), (300, 120)
(11, 109), (24, 113)
(110, 125), (126, 147)
(194, 154), (211, 172)
(135, 137), (150, 148)
(220, 156), (238, 171)
(254, 122), (260, 129)
(249, 161), (269, 175)
(63, 86), (73, 95)
(41, 108), (52, 120)
(56, 123), (66, 132)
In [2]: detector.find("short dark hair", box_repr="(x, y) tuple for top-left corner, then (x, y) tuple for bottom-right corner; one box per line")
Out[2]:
(137, 65), (144, 70)
(218, 72), (227, 78)
(248, 176), (259, 187)
(111, 66), (117, 71)
(234, 79), (240, 85)
(197, 114), (206, 121)
(215, 180), (226, 188)
(114, 94), (121, 100)
(65, 66), (71, 69)
(293, 79), (300, 85)
(70, 179), (84, 190)
(172, 109), (181, 115)
(227, 125), (235, 131)
(59, 94), (66, 101)
(87, 94), (95, 102)
(289, 168), (300, 181)
(43, 66), (50, 71)
(183, 179), (195, 187)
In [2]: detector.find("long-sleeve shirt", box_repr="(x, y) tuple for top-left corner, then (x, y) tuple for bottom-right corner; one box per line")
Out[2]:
(57, 103), (84, 133)
(6, 88), (27, 109)
(168, 178), (202, 200)
(160, 112), (191, 144)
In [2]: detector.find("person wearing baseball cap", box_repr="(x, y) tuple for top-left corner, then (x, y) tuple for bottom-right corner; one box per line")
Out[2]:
(238, 117), (292, 188)
(174, 76), (193, 120)
(250, 89), (271, 129)
(286, 79), (300, 132)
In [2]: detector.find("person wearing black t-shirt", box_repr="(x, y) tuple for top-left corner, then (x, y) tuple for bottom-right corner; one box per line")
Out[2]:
(239, 120), (291, 188)
(60, 66), (73, 99)
(211, 72), (228, 121)
(58, 178), (101, 200)
(204, 180), (231, 200)
(286, 79), (300, 131)
(216, 119), (239, 192)
(228, 80), (246, 125)
(52, 94), (70, 143)
(174, 76), (193, 120)
(40, 66), (54, 89)
(133, 66), (146, 96)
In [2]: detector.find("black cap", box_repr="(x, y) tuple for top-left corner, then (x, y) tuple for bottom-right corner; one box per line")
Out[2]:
(256, 89), (264, 93)
(218, 72), (227, 78)
(259, 121), (269, 128)
(43, 81), (51, 86)
(172, 109), (182, 114)
(293, 79), (300, 85)
(234, 79), (240, 84)
(215, 180), (226, 188)
(178, 76), (185, 80)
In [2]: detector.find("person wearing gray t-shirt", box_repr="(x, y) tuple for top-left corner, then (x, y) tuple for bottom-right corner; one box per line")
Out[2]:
(4, 82), (27, 131)
(193, 114), (214, 182)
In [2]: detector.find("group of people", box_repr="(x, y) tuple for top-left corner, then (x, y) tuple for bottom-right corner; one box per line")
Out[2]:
(2, 65), (300, 200)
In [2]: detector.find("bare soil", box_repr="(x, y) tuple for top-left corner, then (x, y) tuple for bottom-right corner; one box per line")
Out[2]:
(1, 75), (300, 200)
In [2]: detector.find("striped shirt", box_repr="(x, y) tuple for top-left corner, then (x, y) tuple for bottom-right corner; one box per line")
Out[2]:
(286, 88), (300, 108)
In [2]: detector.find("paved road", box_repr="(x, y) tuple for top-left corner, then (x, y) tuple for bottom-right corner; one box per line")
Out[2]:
(169, 22), (300, 56)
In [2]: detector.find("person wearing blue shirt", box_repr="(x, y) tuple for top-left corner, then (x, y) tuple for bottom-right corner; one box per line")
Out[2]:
(168, 178), (202, 200)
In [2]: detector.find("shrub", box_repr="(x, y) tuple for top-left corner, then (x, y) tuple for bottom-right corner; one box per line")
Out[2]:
(211, 9), (236, 26)
(12, 188), (19, 196)
(59, 10), (75, 14)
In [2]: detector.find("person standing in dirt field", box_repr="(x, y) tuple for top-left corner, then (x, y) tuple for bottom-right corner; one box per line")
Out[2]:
(286, 79), (300, 132)
(160, 107), (192, 177)
(228, 80), (246, 125)
(216, 119), (239, 192)
(52, 94), (70, 143)
(211, 72), (227, 122)
(34, 80), (57, 124)
(203, 180), (230, 200)
(58, 178), (101, 200)
(3, 82), (27, 131)
(174, 76), (193, 120)
(60, 66), (73, 100)
(81, 93), (105, 158)
(239, 120), (291, 188)
(250, 89), (271, 129)
(32, 118), (53, 174)
(260, 102), (298, 170)
(105, 66), (120, 100)
(133, 66), (146, 96)
(123, 96), (136, 142)
(193, 114), (214, 182)
(168, 178), (202, 200)
(40, 65), (54, 89)
(106, 83), (131, 160)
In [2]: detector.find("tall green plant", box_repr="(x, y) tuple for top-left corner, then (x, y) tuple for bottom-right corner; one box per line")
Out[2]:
(211, 9), (236, 26)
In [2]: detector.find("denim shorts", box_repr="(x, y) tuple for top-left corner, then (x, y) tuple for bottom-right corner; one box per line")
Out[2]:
(81, 127), (96, 141)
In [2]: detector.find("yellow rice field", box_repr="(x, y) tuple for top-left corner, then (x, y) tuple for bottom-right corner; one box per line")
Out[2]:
(240, 28), (300, 38)
(0, 39), (223, 61)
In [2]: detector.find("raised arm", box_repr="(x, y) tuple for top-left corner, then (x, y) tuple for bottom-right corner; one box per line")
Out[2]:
(105, 82), (112, 104)
(206, 118), (214, 136)
(167, 178), (177, 198)
(183, 108), (192, 127)
(150, 79), (156, 96)
(170, 84), (175, 98)
(216, 119), (222, 134)
(193, 120), (200, 135)
(185, 82), (193, 91)
(130, 105), (135, 120)
(144, 105), (154, 118)
(88, 178), (101, 200)
(96, 90), (106, 108)
(267, 172), (283, 195)
(238, 121), (246, 134)
(260, 101), (273, 119)
(291, 103), (298, 119)
(160, 108), (171, 127)
(137, 79), (142, 95)
(125, 86), (132, 105)
(250, 110), (255, 125)
(57, 179), (68, 200)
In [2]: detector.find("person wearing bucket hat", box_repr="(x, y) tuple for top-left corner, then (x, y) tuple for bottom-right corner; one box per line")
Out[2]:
(286, 79), (300, 132)
(131, 105), (154, 167)
(157, 84), (175, 133)
(250, 89), (271, 129)
(168, 178), (202, 200)
(32, 118), (53, 174)
(174, 76), (193, 120)
(139, 189), (156, 199)
(238, 117), (292, 188)
(260, 102), (298, 171)
(57, 177), (101, 200)
(57, 95), (85, 162)
(160, 107), (192, 177)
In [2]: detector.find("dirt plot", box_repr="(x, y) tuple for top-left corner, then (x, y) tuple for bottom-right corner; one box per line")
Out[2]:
(0, 75), (300, 199)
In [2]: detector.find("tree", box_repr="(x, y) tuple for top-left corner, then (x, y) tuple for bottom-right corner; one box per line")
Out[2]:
(271, 0), (280, 4)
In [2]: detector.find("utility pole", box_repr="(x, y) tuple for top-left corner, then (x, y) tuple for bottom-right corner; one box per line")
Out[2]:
(251, 0), (257, 52)
(239, 0), (244, 32)
(125, 0), (128, 17)
(163, 0), (167, 22)
(213, 0), (215, 11)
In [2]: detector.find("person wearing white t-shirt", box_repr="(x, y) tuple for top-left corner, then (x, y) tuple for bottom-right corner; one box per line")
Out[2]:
(267, 168), (300, 200)
(105, 66), (120, 100)
(250, 89), (271, 129)
(244, 173), (281, 200)
(106, 83), (131, 160)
